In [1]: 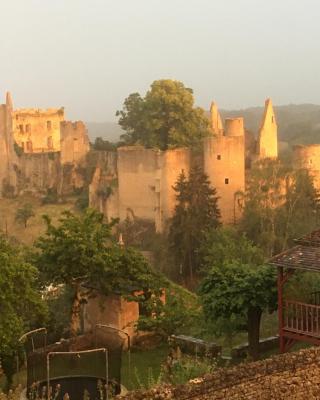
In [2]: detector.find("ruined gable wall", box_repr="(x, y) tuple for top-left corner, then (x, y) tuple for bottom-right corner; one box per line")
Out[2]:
(293, 144), (320, 189)
(204, 133), (245, 224)
(60, 121), (90, 165)
(13, 108), (64, 153)
(257, 99), (278, 159)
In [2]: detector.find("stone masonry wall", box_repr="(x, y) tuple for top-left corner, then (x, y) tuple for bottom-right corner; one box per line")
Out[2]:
(117, 347), (320, 400)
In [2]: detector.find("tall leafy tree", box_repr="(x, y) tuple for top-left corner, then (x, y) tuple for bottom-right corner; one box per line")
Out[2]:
(34, 209), (163, 336)
(199, 262), (277, 360)
(0, 236), (45, 388)
(116, 79), (211, 150)
(168, 166), (221, 281)
(199, 228), (278, 360)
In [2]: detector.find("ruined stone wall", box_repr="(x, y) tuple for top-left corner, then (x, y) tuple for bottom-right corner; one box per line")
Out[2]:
(293, 144), (320, 190)
(89, 146), (191, 232)
(60, 121), (90, 165)
(13, 108), (64, 153)
(83, 292), (139, 339)
(158, 148), (190, 231)
(18, 152), (60, 193)
(0, 93), (18, 196)
(117, 347), (320, 400)
(204, 134), (245, 224)
(89, 151), (119, 220)
(117, 146), (160, 222)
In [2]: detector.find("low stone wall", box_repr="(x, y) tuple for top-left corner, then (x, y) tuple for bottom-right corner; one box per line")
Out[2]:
(117, 347), (320, 399)
(231, 336), (279, 359)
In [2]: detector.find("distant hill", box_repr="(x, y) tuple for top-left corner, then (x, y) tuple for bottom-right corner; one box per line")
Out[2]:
(86, 104), (320, 147)
(86, 121), (124, 143)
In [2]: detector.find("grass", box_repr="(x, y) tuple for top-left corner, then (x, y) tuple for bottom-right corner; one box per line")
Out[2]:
(0, 194), (77, 245)
(121, 345), (168, 390)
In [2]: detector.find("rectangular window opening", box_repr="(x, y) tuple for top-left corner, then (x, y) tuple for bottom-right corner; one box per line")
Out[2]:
(217, 155), (221, 160)
(225, 178), (229, 184)
(47, 121), (52, 130)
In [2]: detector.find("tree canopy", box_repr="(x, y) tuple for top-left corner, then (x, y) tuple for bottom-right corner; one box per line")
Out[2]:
(198, 228), (276, 359)
(116, 79), (211, 150)
(35, 209), (164, 336)
(0, 236), (45, 387)
(168, 166), (221, 282)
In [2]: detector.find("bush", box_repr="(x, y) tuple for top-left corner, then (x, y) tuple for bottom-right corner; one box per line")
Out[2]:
(41, 188), (58, 205)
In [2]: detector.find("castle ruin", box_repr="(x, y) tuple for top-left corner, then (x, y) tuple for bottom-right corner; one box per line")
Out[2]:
(90, 98), (279, 230)
(6, 91), (312, 232)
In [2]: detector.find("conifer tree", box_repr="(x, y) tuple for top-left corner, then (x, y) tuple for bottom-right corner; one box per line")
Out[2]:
(168, 166), (221, 282)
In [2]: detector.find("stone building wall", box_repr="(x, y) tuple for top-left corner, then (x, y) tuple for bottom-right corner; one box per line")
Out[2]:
(13, 107), (64, 153)
(18, 152), (60, 193)
(60, 121), (90, 165)
(83, 292), (139, 339)
(89, 146), (191, 232)
(117, 346), (320, 400)
(203, 128), (245, 224)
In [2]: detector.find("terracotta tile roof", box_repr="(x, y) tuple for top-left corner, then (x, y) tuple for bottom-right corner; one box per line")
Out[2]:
(269, 244), (320, 272)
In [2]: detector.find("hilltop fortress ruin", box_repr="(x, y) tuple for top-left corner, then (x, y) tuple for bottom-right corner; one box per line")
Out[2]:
(1, 92), (318, 233)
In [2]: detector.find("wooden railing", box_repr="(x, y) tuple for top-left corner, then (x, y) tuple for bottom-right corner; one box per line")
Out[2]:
(284, 300), (320, 337)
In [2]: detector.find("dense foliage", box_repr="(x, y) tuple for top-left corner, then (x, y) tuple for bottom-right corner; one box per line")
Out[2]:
(117, 79), (211, 150)
(199, 230), (277, 359)
(0, 237), (45, 387)
(240, 159), (320, 256)
(35, 209), (164, 336)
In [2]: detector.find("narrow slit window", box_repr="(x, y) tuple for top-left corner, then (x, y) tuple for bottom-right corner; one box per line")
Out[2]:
(47, 121), (52, 130)
(225, 178), (229, 184)
(19, 124), (24, 133)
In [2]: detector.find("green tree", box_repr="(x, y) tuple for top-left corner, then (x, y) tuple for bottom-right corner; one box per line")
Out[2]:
(168, 166), (221, 282)
(116, 79), (211, 150)
(0, 236), (45, 388)
(15, 203), (35, 228)
(199, 262), (277, 360)
(34, 209), (163, 336)
(93, 137), (116, 151)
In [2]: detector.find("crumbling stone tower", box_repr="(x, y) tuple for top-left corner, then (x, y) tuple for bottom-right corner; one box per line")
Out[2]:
(204, 103), (245, 224)
(257, 98), (278, 159)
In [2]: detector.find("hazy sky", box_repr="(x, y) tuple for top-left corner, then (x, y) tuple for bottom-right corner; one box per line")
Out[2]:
(1, 0), (320, 122)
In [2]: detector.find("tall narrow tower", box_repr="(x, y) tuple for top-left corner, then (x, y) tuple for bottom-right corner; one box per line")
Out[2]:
(210, 101), (223, 135)
(257, 98), (278, 159)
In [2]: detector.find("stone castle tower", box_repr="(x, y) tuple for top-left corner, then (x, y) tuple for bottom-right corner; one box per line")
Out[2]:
(204, 105), (245, 223)
(257, 98), (278, 159)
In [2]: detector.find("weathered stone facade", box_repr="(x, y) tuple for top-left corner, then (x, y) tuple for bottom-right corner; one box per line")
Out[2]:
(117, 346), (320, 400)
(0, 92), (90, 197)
(89, 99), (279, 230)
(13, 107), (64, 153)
